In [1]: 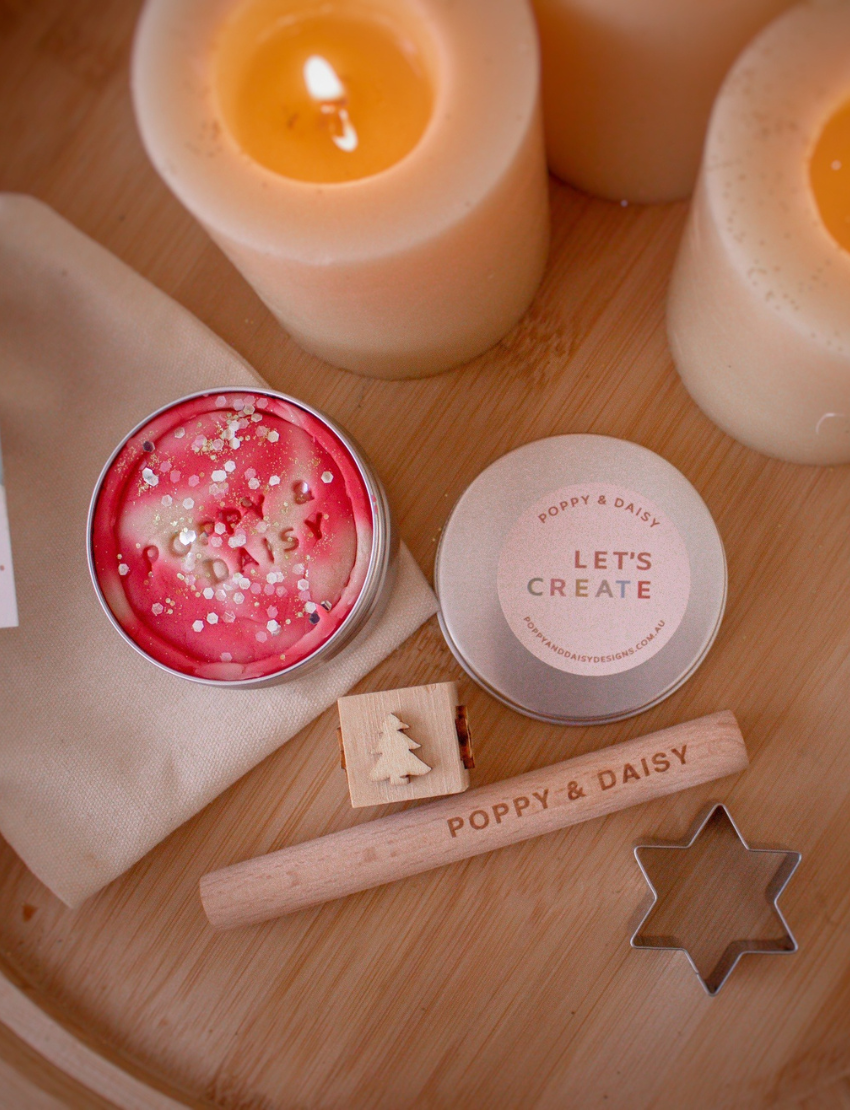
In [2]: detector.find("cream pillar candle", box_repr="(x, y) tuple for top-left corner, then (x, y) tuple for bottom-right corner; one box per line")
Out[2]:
(132, 0), (549, 379)
(667, 1), (850, 465)
(530, 0), (794, 203)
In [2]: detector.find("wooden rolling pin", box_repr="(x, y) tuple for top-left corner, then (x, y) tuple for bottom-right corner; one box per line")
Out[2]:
(201, 711), (746, 930)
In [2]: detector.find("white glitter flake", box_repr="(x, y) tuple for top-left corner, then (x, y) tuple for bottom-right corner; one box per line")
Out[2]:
(223, 612), (235, 623)
(209, 536), (223, 548)
(142, 468), (158, 487)
(211, 438), (224, 452)
(269, 475), (280, 486)
(244, 405), (255, 415)
(257, 397), (268, 409)
(192, 436), (206, 451)
(188, 475), (200, 487)
(297, 578), (309, 590)
(248, 478), (260, 490)
(233, 398), (245, 410)
(251, 413), (262, 422)
(215, 588), (228, 602)
(321, 471), (333, 483)
(192, 620), (204, 632)
(267, 620), (281, 634)
(305, 601), (317, 613)
(263, 584), (274, 595)
(203, 587), (214, 599)
(234, 592), (245, 604)
(159, 460), (172, 472)
(230, 437), (242, 449)
(214, 522), (226, 534)
(161, 495), (173, 506)
(267, 430), (279, 443)
(220, 652), (233, 662)
(183, 498), (194, 509)
(228, 532), (247, 548)
(224, 460), (236, 473)
(206, 612), (219, 625)
(256, 631), (268, 643)
(238, 577), (251, 589)
(151, 603), (164, 616)
(118, 563), (130, 576)
(245, 468), (256, 479)
(215, 395), (228, 408)
(179, 528), (196, 546)
(174, 428), (185, 438)
(170, 471), (181, 483)
(212, 469), (227, 482)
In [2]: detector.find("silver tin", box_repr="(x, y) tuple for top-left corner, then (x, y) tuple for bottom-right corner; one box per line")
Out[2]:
(87, 388), (396, 688)
(435, 435), (726, 725)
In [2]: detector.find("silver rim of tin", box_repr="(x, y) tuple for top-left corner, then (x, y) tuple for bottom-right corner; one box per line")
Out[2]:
(86, 387), (395, 688)
(434, 435), (727, 725)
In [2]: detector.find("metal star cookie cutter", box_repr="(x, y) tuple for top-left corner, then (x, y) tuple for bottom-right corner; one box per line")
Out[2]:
(631, 803), (801, 996)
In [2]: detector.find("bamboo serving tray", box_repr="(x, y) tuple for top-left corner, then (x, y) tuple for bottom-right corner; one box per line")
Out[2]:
(2, 3), (850, 1107)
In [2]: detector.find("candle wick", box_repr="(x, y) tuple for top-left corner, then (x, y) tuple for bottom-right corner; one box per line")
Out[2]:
(331, 109), (358, 153)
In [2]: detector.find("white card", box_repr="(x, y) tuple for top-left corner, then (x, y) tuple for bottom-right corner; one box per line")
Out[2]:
(0, 430), (19, 628)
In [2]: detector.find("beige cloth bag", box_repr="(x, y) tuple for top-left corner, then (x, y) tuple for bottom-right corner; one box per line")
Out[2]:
(0, 195), (438, 907)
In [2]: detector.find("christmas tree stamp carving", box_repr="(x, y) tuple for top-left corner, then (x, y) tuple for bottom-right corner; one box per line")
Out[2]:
(370, 714), (432, 786)
(337, 682), (472, 808)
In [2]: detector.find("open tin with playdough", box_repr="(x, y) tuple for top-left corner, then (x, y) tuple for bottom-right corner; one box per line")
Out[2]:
(87, 388), (395, 686)
(435, 435), (727, 725)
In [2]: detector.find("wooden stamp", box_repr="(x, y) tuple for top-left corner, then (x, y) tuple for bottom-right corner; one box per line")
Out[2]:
(337, 682), (472, 808)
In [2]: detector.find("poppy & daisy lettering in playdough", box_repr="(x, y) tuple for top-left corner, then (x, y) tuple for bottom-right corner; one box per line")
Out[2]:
(88, 389), (393, 685)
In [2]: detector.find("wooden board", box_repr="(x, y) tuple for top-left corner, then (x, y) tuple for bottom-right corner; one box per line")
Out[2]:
(1, 1), (850, 1107)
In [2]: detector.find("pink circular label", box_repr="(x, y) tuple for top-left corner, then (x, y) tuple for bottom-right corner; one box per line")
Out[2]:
(497, 483), (691, 676)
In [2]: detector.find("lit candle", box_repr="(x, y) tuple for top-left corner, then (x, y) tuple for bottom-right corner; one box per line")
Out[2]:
(132, 0), (549, 378)
(89, 390), (393, 685)
(667, 1), (850, 464)
(529, 0), (794, 202)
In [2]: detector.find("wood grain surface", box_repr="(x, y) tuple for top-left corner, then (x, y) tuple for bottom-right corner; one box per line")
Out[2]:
(1, 2), (850, 1107)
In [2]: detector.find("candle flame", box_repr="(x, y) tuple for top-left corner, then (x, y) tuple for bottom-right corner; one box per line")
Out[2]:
(304, 55), (345, 102)
(303, 54), (358, 153)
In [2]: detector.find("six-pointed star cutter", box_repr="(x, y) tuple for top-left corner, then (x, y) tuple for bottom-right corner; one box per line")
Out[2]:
(631, 803), (801, 995)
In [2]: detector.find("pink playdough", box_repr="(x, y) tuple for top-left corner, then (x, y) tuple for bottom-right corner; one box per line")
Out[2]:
(91, 391), (374, 681)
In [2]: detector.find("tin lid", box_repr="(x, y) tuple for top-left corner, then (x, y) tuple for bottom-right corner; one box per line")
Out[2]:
(435, 435), (727, 725)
